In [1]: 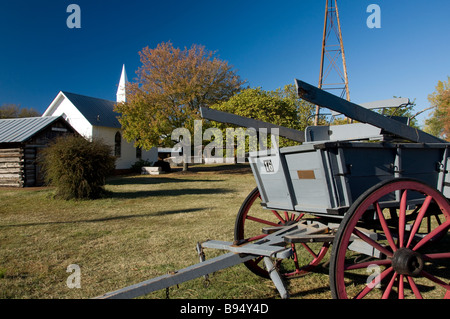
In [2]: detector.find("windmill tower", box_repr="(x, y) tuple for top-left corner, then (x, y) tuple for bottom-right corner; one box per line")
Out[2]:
(314, 0), (350, 125)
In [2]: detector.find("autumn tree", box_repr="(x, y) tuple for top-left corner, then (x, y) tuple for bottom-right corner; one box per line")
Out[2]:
(424, 77), (450, 140)
(115, 41), (246, 155)
(0, 104), (41, 118)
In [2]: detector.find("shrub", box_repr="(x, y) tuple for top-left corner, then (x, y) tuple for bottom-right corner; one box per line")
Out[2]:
(130, 158), (153, 173)
(41, 136), (116, 200)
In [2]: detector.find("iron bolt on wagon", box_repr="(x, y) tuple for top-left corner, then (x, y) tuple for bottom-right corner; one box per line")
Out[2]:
(98, 79), (450, 300)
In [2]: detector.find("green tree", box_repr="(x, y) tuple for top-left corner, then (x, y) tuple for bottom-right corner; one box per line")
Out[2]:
(331, 98), (420, 128)
(210, 84), (315, 151)
(0, 104), (41, 118)
(380, 98), (419, 128)
(424, 77), (450, 140)
(115, 41), (245, 151)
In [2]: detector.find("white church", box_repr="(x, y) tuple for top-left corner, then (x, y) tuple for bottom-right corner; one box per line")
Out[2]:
(42, 65), (158, 170)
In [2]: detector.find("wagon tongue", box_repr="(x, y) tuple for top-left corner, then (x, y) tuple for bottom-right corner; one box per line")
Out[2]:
(295, 79), (445, 144)
(199, 106), (305, 143)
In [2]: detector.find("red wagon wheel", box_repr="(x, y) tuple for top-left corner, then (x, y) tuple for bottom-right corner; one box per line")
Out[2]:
(330, 178), (450, 299)
(235, 187), (330, 279)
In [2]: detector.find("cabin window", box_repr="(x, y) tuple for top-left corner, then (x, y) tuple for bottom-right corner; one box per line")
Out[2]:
(114, 131), (121, 157)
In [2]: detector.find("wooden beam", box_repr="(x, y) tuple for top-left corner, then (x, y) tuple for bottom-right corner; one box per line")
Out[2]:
(200, 107), (305, 143)
(295, 79), (446, 143)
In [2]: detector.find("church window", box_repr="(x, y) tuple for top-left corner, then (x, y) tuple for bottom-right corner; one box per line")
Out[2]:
(136, 146), (142, 159)
(114, 131), (121, 157)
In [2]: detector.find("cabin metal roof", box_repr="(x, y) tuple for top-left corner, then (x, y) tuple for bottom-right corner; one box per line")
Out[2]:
(0, 116), (62, 143)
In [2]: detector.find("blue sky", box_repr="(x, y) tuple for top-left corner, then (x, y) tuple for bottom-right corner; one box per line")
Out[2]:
(0, 0), (449, 126)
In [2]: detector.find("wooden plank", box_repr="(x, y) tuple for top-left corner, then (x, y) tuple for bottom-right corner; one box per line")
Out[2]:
(0, 166), (20, 171)
(330, 97), (411, 116)
(0, 153), (22, 159)
(295, 79), (446, 143)
(0, 148), (22, 153)
(0, 152), (22, 157)
(200, 107), (305, 143)
(96, 252), (255, 299)
(0, 162), (21, 168)
(0, 157), (23, 162)
(0, 182), (22, 187)
(0, 178), (21, 183)
(0, 177), (21, 182)
(0, 168), (22, 174)
(0, 173), (22, 178)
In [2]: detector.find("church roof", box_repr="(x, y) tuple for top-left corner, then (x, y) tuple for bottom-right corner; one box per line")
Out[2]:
(61, 92), (121, 128)
(0, 116), (62, 143)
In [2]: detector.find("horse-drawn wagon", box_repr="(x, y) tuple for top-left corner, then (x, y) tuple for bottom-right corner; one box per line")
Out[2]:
(98, 80), (449, 299)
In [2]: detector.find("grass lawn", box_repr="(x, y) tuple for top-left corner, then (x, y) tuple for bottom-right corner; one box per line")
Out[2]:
(0, 164), (332, 299)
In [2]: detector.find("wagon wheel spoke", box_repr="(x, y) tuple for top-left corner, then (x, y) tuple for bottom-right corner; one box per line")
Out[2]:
(245, 215), (280, 228)
(412, 220), (450, 252)
(290, 244), (300, 269)
(330, 178), (450, 299)
(406, 195), (433, 248)
(344, 258), (391, 271)
(352, 228), (393, 257)
(375, 202), (397, 252)
(355, 266), (394, 299)
(398, 190), (408, 248)
(420, 270), (450, 291)
(381, 270), (398, 299)
(398, 274), (405, 299)
(423, 252), (450, 260)
(406, 276), (423, 299)
(235, 187), (329, 279)
(301, 243), (318, 259)
(271, 210), (285, 224)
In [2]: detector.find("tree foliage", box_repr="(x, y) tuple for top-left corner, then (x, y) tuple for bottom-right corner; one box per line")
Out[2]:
(41, 136), (116, 200)
(0, 104), (41, 118)
(425, 77), (450, 140)
(115, 41), (246, 150)
(210, 84), (315, 148)
(330, 98), (420, 128)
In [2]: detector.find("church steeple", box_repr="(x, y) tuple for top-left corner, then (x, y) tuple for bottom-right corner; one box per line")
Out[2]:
(116, 64), (128, 103)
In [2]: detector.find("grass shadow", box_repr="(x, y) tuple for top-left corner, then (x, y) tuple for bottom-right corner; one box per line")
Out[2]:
(106, 176), (220, 186)
(173, 163), (252, 175)
(109, 187), (233, 199)
(0, 208), (206, 228)
(107, 163), (252, 186)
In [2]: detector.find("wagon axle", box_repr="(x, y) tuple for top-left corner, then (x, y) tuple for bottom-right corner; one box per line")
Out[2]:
(391, 248), (424, 277)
